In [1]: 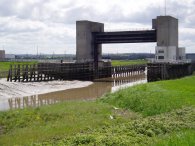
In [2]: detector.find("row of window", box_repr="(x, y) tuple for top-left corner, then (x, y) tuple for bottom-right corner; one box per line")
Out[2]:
(155, 56), (164, 59)
(156, 50), (164, 54)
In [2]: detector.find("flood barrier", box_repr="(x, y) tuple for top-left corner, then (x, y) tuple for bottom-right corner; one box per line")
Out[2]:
(147, 63), (192, 82)
(6, 62), (146, 82)
(5, 62), (194, 83)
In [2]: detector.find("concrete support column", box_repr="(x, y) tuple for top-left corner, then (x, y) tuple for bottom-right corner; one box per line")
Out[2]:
(76, 20), (104, 63)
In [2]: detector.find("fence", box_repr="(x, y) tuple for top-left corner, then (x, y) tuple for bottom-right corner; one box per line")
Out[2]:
(112, 64), (146, 78)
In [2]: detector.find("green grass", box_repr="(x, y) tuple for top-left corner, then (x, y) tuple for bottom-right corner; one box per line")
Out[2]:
(151, 130), (195, 146)
(111, 59), (147, 66)
(0, 76), (195, 145)
(32, 107), (195, 146)
(0, 61), (37, 72)
(0, 101), (133, 146)
(101, 76), (195, 116)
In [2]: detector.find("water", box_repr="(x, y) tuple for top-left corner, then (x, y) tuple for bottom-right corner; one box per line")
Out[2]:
(0, 73), (146, 111)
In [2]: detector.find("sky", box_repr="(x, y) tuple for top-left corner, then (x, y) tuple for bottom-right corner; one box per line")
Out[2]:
(0, 0), (195, 54)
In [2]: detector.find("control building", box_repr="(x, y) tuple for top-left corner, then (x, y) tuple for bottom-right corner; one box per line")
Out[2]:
(153, 16), (186, 62)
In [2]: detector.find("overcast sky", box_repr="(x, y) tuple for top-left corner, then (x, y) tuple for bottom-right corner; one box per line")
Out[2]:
(0, 0), (195, 54)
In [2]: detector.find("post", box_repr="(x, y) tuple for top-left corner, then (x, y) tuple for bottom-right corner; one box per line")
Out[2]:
(18, 65), (20, 82)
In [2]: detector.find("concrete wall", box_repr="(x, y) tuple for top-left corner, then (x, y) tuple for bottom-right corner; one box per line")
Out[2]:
(0, 50), (5, 61)
(76, 20), (104, 62)
(167, 46), (177, 60)
(155, 46), (176, 61)
(178, 47), (186, 60)
(153, 16), (178, 47)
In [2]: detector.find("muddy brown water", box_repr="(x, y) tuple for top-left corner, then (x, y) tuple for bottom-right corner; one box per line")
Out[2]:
(0, 74), (146, 111)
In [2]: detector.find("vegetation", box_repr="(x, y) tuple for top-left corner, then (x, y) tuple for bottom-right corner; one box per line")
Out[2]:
(0, 76), (194, 145)
(101, 76), (195, 116)
(33, 107), (195, 146)
(0, 61), (38, 78)
(111, 59), (147, 66)
(0, 61), (37, 72)
(151, 130), (195, 146)
(0, 102), (120, 146)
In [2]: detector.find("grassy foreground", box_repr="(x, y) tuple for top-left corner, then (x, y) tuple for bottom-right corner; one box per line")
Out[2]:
(111, 59), (147, 66)
(0, 76), (195, 145)
(101, 76), (195, 116)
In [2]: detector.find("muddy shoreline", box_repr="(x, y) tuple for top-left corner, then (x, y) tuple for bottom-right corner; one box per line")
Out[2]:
(0, 78), (93, 100)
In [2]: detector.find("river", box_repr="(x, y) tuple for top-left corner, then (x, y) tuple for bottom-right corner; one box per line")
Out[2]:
(0, 73), (146, 111)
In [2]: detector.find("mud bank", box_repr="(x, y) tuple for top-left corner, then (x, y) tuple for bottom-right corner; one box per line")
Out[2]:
(0, 79), (92, 100)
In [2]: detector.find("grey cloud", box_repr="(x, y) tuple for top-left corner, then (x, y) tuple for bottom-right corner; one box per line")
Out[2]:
(0, 0), (194, 27)
(122, 6), (161, 24)
(48, 6), (98, 24)
(0, 0), (195, 54)
(0, 0), (49, 20)
(54, 4), (161, 25)
(0, 18), (45, 35)
(51, 6), (156, 24)
(0, 0), (16, 16)
(0, 0), (164, 26)
(180, 30), (195, 41)
(167, 1), (195, 27)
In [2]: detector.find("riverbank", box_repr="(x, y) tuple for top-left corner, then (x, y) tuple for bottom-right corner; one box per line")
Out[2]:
(0, 78), (92, 99)
(0, 76), (194, 145)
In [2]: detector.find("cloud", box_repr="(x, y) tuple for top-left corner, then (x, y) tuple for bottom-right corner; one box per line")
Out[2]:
(165, 0), (195, 27)
(0, 0), (195, 54)
(0, 16), (46, 34)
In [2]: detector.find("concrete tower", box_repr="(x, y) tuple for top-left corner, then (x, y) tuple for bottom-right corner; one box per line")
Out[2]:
(152, 16), (185, 62)
(76, 20), (104, 62)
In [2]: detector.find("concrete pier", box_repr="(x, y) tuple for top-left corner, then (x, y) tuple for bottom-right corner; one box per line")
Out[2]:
(76, 21), (104, 63)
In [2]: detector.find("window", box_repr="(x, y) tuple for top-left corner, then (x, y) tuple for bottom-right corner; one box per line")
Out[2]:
(158, 50), (164, 53)
(158, 56), (164, 59)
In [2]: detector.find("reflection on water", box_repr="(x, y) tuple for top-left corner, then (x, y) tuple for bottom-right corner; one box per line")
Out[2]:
(1, 73), (146, 111)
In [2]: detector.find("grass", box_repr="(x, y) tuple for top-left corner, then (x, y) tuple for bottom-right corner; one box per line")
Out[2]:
(101, 76), (195, 116)
(0, 76), (195, 145)
(0, 101), (132, 146)
(0, 61), (38, 78)
(151, 130), (195, 146)
(32, 107), (195, 146)
(0, 61), (37, 72)
(111, 59), (147, 66)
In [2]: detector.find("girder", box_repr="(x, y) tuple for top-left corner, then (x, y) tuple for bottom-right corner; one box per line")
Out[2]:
(93, 30), (156, 44)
